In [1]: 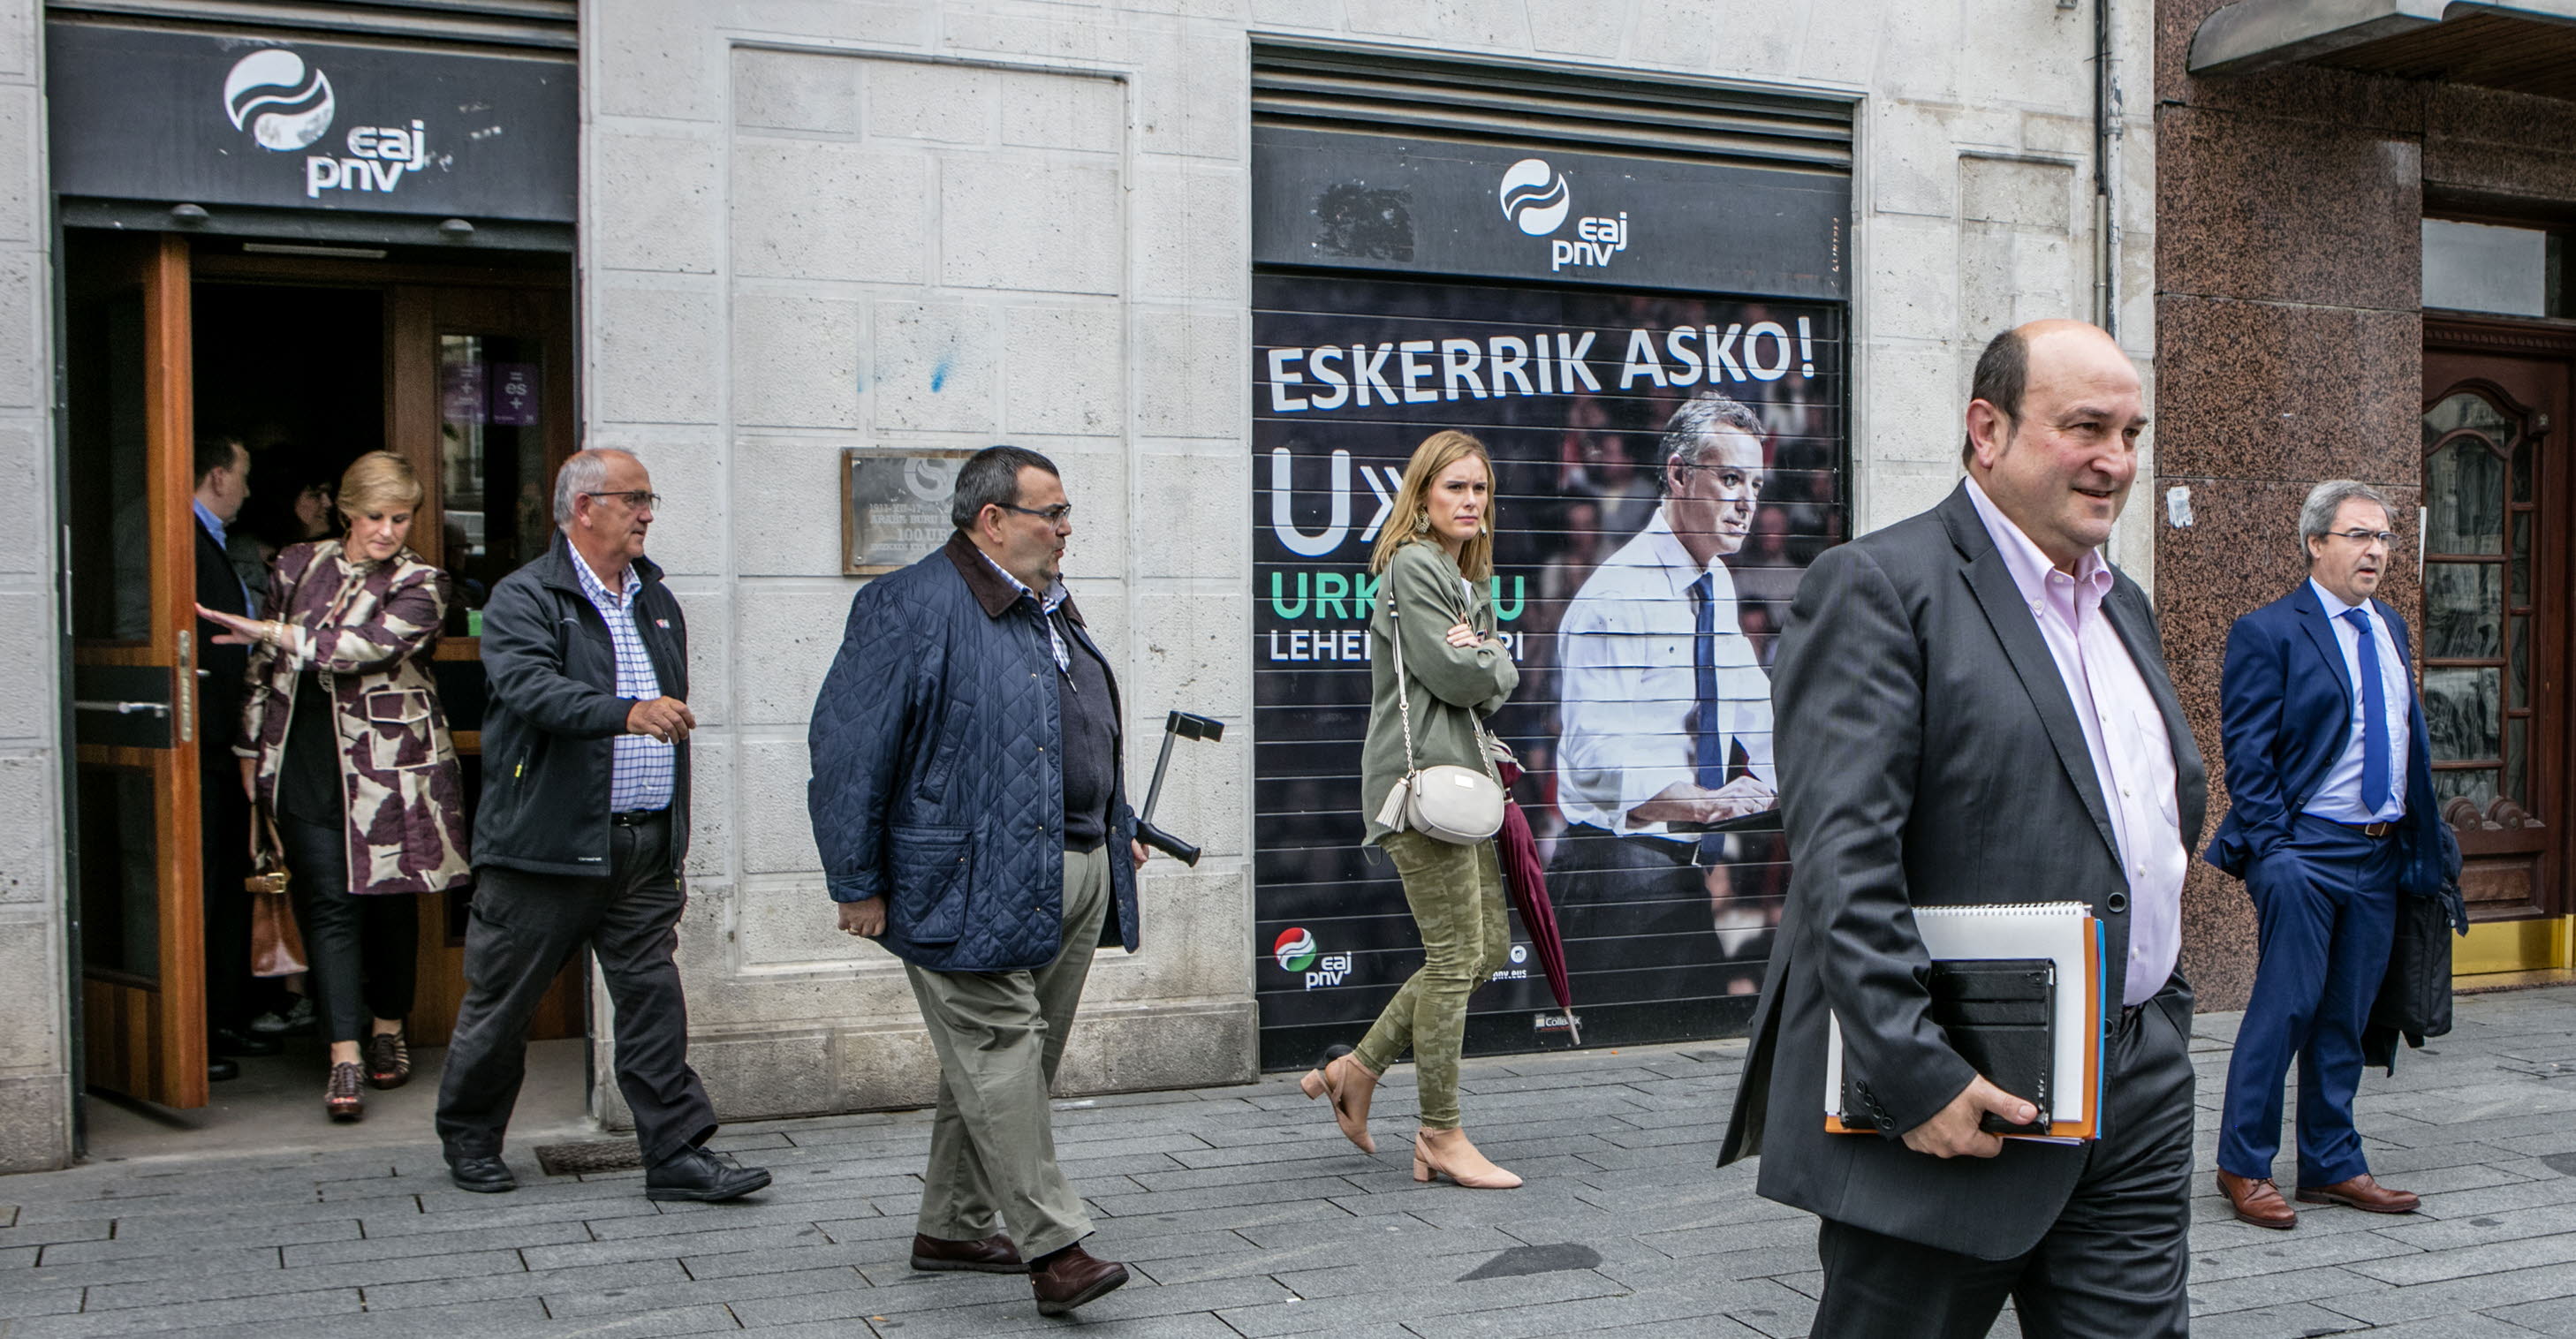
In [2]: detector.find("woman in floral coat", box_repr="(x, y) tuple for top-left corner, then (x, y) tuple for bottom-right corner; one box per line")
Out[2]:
(202, 451), (470, 1121)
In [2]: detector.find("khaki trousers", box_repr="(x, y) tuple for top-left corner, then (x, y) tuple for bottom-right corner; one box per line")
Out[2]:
(905, 843), (1110, 1260)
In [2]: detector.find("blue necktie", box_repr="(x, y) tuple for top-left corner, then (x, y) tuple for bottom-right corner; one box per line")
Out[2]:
(2344, 608), (2390, 814)
(1690, 573), (1724, 789)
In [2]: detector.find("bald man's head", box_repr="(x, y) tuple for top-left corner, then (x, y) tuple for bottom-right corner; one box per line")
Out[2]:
(1962, 320), (2147, 571)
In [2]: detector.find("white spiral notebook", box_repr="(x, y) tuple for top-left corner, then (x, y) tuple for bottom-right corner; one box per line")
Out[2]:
(1823, 900), (2105, 1141)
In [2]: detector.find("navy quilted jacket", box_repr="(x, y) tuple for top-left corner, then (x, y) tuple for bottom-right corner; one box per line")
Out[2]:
(807, 533), (1140, 972)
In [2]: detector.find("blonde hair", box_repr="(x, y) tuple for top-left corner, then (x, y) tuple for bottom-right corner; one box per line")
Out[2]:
(337, 450), (424, 521)
(1368, 430), (1496, 581)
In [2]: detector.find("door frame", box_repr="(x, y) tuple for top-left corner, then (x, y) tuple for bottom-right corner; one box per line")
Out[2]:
(2426, 312), (2576, 972)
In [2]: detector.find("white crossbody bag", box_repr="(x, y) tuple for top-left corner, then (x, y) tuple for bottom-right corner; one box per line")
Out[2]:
(1371, 586), (1507, 844)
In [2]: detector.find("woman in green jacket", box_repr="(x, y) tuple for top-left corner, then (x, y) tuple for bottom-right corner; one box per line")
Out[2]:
(1300, 429), (1524, 1190)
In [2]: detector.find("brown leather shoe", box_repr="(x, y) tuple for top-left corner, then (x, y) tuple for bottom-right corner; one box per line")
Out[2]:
(2216, 1170), (2297, 1229)
(2297, 1173), (2420, 1214)
(1029, 1244), (1128, 1315)
(910, 1231), (1026, 1274)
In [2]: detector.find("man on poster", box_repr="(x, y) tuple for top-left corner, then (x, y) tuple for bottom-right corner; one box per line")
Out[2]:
(1551, 390), (1779, 958)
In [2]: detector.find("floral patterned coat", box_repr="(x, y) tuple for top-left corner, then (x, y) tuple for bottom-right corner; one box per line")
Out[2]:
(237, 540), (472, 896)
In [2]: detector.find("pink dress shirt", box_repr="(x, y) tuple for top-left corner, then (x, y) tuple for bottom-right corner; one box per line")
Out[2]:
(1966, 480), (2186, 1007)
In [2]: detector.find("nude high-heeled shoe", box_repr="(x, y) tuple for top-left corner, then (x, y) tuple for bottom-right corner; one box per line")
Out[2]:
(1297, 1044), (1379, 1154)
(1411, 1127), (1520, 1190)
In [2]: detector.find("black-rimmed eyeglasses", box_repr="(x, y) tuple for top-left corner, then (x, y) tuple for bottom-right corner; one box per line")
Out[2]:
(996, 502), (1074, 525)
(2324, 527), (2397, 546)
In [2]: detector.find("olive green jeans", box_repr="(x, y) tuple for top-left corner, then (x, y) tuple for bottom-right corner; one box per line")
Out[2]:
(1352, 829), (1511, 1131)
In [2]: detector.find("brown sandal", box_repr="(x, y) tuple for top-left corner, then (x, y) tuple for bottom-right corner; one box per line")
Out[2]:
(326, 1061), (364, 1122)
(365, 1026), (411, 1090)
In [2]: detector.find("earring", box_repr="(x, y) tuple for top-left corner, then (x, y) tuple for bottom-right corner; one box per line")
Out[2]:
(1413, 510), (1432, 536)
(1478, 520), (1490, 537)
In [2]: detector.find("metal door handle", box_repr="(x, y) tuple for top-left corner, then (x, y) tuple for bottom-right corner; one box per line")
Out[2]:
(74, 700), (171, 716)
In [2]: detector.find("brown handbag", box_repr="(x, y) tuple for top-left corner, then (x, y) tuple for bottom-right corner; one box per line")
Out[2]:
(246, 806), (308, 978)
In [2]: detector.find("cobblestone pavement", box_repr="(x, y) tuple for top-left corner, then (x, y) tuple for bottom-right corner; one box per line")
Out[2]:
(3, 986), (2573, 1337)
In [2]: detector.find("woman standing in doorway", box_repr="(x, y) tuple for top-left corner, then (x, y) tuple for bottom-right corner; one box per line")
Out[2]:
(203, 451), (472, 1121)
(1301, 429), (1524, 1189)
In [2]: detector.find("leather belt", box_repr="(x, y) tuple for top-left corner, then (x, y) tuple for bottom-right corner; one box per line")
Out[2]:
(2338, 820), (2397, 839)
(610, 810), (669, 828)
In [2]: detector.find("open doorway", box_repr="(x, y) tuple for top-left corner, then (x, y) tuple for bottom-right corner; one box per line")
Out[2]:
(62, 230), (588, 1158)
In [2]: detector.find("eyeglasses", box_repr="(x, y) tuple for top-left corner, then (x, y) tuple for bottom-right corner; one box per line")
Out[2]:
(2326, 527), (2397, 546)
(995, 502), (1074, 525)
(582, 490), (662, 511)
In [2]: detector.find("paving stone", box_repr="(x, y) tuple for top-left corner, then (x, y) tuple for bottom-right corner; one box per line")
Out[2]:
(0, 1286), (358, 1336)
(82, 1247), (522, 1310)
(354, 1258), (681, 1311)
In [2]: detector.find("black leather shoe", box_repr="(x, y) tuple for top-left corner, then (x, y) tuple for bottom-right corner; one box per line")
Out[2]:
(645, 1146), (771, 1202)
(208, 1058), (240, 1083)
(210, 1026), (282, 1057)
(446, 1154), (517, 1194)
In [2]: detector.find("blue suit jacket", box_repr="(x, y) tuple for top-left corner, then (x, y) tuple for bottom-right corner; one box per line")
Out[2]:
(2204, 581), (2459, 896)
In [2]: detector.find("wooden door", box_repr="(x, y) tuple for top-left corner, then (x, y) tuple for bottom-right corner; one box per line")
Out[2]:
(64, 233), (208, 1108)
(2424, 323), (2576, 927)
(390, 278), (581, 1048)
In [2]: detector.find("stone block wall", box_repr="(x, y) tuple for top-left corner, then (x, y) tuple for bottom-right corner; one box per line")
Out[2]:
(0, 0), (65, 1172)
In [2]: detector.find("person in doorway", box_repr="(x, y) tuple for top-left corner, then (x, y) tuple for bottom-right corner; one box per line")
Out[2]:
(807, 445), (1147, 1318)
(206, 451), (470, 1121)
(435, 448), (768, 1203)
(2203, 480), (2458, 1229)
(1719, 322), (2206, 1337)
(190, 434), (278, 1081)
(1303, 430), (1524, 1191)
(1551, 391), (1780, 974)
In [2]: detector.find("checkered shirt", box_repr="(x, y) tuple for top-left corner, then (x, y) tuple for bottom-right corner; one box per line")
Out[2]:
(571, 547), (675, 813)
(978, 550), (1071, 671)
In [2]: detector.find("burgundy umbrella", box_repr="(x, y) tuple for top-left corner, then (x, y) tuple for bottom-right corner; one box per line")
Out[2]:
(1495, 759), (1580, 1046)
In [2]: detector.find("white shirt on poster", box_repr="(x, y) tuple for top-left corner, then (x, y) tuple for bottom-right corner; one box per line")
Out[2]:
(1554, 510), (1775, 842)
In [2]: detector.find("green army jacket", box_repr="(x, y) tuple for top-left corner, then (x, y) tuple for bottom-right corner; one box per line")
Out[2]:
(1359, 540), (1519, 845)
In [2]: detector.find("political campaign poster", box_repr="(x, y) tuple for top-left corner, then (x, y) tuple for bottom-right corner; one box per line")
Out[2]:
(1252, 271), (1846, 1069)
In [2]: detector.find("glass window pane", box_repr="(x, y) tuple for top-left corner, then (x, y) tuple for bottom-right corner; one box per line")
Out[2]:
(2424, 666), (2501, 763)
(2511, 614), (2529, 707)
(2423, 218), (2549, 317)
(2424, 563), (2500, 658)
(2505, 717), (2527, 806)
(2425, 439), (2505, 554)
(2511, 511), (2531, 602)
(75, 768), (157, 978)
(2434, 768), (2497, 808)
(2424, 390), (2515, 444)
(439, 333), (549, 633)
(2513, 439), (2534, 503)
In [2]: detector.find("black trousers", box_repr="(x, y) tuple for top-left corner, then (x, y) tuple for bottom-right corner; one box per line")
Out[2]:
(434, 813), (716, 1166)
(277, 813), (420, 1044)
(1812, 989), (2198, 1339)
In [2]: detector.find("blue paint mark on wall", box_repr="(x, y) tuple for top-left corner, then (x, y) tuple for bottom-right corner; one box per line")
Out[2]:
(928, 357), (951, 393)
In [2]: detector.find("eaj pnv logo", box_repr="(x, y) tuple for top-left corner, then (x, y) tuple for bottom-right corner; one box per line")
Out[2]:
(1497, 158), (1569, 237)
(1272, 927), (1319, 973)
(224, 49), (335, 152)
(1496, 156), (1631, 275)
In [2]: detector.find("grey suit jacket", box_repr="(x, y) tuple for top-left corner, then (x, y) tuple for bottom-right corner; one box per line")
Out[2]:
(1716, 482), (2208, 1260)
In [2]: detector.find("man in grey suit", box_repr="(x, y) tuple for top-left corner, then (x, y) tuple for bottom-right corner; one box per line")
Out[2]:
(1718, 320), (2207, 1337)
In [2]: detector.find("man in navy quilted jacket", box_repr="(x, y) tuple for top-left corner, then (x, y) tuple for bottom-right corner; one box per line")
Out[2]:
(807, 444), (1148, 1318)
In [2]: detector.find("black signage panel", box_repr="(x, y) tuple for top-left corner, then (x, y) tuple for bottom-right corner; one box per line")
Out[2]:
(47, 24), (575, 222)
(1250, 272), (1845, 1067)
(1252, 126), (1848, 299)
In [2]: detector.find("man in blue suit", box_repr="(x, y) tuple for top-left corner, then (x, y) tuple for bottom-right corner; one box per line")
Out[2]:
(2206, 479), (2460, 1229)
